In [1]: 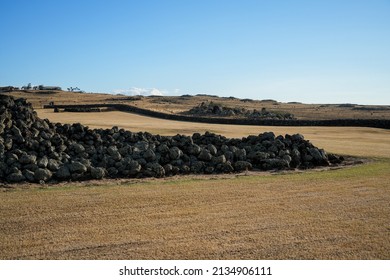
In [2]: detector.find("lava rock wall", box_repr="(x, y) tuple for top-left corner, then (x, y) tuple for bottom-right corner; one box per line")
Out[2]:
(1, 95), (342, 183)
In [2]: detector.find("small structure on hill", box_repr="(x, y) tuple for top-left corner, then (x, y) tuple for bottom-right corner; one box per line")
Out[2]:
(0, 86), (19, 92)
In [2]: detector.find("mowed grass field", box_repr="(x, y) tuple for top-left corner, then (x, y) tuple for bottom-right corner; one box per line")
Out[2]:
(1, 110), (390, 259)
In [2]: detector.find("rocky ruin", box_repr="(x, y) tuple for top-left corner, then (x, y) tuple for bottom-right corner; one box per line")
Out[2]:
(0, 95), (343, 184)
(186, 101), (296, 120)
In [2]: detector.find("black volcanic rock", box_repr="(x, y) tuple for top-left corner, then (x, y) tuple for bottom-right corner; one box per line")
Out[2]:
(0, 94), (343, 184)
(186, 101), (296, 120)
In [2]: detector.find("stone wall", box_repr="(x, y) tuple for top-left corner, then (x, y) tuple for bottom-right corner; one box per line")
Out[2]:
(63, 107), (101, 112)
(45, 103), (390, 129)
(0, 95), (345, 184)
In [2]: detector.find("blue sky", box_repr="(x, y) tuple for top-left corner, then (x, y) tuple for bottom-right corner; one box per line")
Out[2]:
(1, 0), (389, 104)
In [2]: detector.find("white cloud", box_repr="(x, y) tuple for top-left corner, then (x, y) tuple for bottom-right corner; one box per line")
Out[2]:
(112, 87), (166, 96)
(112, 89), (132, 95)
(150, 88), (164, 96)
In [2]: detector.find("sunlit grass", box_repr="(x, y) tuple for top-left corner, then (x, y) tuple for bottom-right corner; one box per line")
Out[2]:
(1, 92), (389, 259)
(1, 160), (389, 259)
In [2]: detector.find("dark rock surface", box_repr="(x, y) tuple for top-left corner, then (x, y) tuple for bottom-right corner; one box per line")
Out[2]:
(44, 103), (390, 129)
(186, 101), (296, 120)
(0, 94), (343, 183)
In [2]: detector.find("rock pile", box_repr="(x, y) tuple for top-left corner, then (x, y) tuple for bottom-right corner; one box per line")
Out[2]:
(187, 101), (296, 120)
(0, 95), (342, 184)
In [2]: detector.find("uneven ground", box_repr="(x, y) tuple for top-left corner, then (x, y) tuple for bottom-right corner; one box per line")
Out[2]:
(1, 160), (389, 260)
(6, 90), (390, 120)
(0, 91), (390, 259)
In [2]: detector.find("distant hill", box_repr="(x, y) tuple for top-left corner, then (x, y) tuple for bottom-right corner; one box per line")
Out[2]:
(3, 90), (390, 121)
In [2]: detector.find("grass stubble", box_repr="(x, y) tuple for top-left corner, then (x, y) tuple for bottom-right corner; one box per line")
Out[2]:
(0, 107), (389, 259)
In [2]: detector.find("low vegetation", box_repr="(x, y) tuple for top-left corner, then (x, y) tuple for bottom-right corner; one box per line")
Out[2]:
(1, 160), (389, 259)
(0, 90), (389, 260)
(4, 90), (390, 120)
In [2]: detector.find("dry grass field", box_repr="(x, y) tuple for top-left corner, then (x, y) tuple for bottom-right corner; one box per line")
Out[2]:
(36, 109), (390, 158)
(1, 92), (390, 259)
(6, 90), (390, 120)
(1, 160), (389, 259)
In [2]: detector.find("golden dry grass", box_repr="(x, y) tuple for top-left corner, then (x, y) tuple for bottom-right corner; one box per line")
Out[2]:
(6, 90), (390, 120)
(37, 109), (390, 158)
(1, 161), (389, 259)
(5, 90), (112, 108)
(130, 96), (390, 120)
(0, 92), (389, 260)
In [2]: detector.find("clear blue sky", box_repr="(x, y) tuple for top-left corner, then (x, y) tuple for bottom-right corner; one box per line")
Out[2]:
(1, 0), (389, 104)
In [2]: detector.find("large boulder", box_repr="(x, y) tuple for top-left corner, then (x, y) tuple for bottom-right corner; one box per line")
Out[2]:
(90, 167), (106, 179)
(207, 144), (217, 156)
(19, 154), (37, 165)
(143, 149), (156, 162)
(234, 161), (252, 172)
(169, 147), (183, 160)
(107, 146), (122, 161)
(212, 155), (226, 164)
(308, 148), (329, 166)
(144, 163), (165, 178)
(198, 148), (212, 161)
(55, 165), (71, 180)
(128, 160), (141, 176)
(37, 156), (49, 168)
(7, 171), (25, 183)
(47, 159), (60, 171)
(70, 143), (85, 154)
(69, 161), (87, 174)
(261, 159), (290, 170)
(34, 168), (52, 182)
(0, 94), (342, 183)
